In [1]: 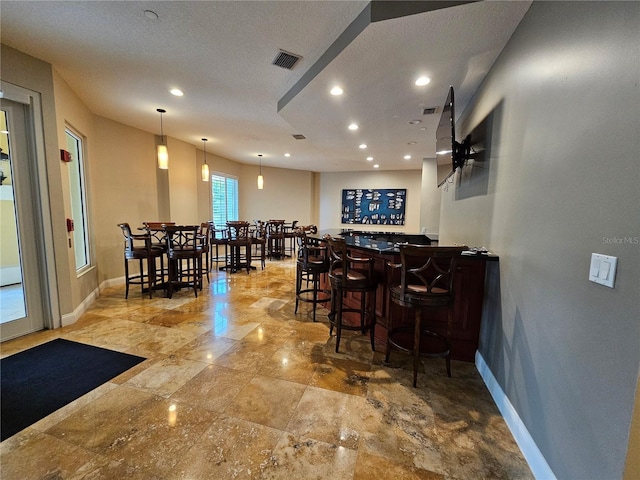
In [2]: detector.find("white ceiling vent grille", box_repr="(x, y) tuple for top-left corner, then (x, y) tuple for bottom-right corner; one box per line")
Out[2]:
(272, 50), (303, 70)
(422, 107), (439, 115)
(292, 134), (306, 140)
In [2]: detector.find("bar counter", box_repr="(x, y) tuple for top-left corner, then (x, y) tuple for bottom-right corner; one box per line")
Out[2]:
(309, 229), (498, 362)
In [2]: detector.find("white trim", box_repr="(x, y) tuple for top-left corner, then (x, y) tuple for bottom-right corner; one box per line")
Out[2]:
(61, 286), (99, 327)
(476, 351), (557, 480)
(1, 81), (60, 331)
(101, 276), (125, 290)
(60, 277), (124, 327)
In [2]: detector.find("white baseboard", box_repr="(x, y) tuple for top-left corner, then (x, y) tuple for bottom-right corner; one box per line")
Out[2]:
(475, 351), (556, 480)
(61, 287), (100, 327)
(59, 277), (125, 327)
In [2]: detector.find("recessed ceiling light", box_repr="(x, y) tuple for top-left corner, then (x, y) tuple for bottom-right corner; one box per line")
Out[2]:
(144, 9), (159, 20)
(404, 155), (412, 160)
(330, 86), (343, 96)
(366, 156), (373, 161)
(359, 144), (367, 149)
(373, 164), (379, 169)
(348, 123), (358, 131)
(415, 76), (431, 86)
(408, 119), (422, 125)
(284, 153), (291, 157)
(170, 88), (184, 97)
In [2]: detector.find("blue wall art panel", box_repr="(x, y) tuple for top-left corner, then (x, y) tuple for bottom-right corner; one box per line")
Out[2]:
(341, 189), (406, 225)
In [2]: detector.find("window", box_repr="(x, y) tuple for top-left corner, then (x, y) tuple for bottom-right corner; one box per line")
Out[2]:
(211, 173), (238, 228)
(65, 128), (90, 271)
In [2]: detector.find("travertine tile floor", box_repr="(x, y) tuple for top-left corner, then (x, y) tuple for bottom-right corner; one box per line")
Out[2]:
(0, 258), (533, 479)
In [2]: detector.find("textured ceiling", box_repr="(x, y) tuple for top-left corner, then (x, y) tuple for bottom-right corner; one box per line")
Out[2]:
(0, 0), (531, 172)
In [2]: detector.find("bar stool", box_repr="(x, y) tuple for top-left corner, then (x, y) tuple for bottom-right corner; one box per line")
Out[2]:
(266, 219), (286, 259)
(251, 220), (267, 270)
(226, 221), (252, 273)
(295, 225), (330, 322)
(197, 222), (211, 286)
(117, 223), (165, 299)
(164, 225), (201, 298)
(284, 220), (299, 257)
(386, 245), (466, 387)
(209, 222), (228, 268)
(324, 235), (378, 353)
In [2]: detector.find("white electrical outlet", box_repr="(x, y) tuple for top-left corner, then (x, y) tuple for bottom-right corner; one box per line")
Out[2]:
(589, 253), (617, 288)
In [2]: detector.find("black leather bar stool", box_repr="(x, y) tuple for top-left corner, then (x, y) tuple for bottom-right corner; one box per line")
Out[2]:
(386, 244), (466, 387)
(324, 235), (378, 353)
(295, 225), (330, 322)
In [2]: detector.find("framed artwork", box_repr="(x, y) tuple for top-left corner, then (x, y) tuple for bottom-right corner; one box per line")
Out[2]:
(341, 189), (406, 225)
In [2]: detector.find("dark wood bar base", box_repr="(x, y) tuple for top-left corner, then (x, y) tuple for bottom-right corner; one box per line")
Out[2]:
(313, 230), (497, 362)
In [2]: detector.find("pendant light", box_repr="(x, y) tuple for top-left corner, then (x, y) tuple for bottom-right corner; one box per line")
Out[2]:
(257, 154), (264, 190)
(201, 138), (209, 182)
(156, 108), (168, 170)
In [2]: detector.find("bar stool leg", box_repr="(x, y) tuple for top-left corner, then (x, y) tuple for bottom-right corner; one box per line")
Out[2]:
(124, 257), (130, 299)
(413, 308), (421, 388)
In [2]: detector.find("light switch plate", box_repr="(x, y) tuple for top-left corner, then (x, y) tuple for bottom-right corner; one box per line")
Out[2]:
(589, 253), (617, 288)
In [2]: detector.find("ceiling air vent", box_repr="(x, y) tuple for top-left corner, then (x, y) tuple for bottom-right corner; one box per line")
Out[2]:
(422, 107), (439, 115)
(292, 134), (306, 140)
(272, 50), (303, 70)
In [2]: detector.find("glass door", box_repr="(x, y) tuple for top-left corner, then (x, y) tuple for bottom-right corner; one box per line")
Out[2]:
(0, 98), (45, 340)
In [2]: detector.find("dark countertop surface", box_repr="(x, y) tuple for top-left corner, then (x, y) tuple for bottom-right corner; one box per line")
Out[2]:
(308, 229), (498, 260)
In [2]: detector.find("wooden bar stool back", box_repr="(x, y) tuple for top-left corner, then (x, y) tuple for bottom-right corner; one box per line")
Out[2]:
(117, 223), (164, 299)
(226, 221), (252, 273)
(324, 235), (377, 353)
(163, 225), (201, 298)
(386, 245), (466, 387)
(294, 225), (330, 322)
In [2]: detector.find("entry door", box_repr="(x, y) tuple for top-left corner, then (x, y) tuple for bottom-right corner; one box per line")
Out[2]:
(0, 98), (46, 340)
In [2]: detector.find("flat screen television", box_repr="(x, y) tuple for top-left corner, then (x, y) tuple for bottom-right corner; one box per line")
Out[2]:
(436, 85), (471, 187)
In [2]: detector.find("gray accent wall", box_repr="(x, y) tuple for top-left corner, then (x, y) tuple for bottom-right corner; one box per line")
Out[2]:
(439, 2), (640, 479)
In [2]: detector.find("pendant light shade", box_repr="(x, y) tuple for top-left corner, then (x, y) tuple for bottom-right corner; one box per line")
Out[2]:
(257, 154), (264, 190)
(201, 138), (209, 182)
(156, 108), (168, 170)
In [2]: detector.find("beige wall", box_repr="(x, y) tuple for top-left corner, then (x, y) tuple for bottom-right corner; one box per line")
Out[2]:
(240, 164), (314, 225)
(52, 69), (98, 305)
(318, 170), (422, 232)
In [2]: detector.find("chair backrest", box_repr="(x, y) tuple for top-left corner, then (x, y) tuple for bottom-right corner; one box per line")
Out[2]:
(143, 221), (175, 245)
(118, 222), (153, 256)
(266, 220), (285, 236)
(199, 222), (211, 247)
(295, 225), (317, 250)
(397, 245), (466, 297)
(253, 220), (266, 238)
(325, 235), (348, 274)
(297, 226), (327, 266)
(117, 222), (134, 251)
(163, 225), (200, 253)
(227, 221), (251, 241)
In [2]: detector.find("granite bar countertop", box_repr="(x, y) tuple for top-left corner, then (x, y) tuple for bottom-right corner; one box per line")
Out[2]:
(310, 229), (497, 259)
